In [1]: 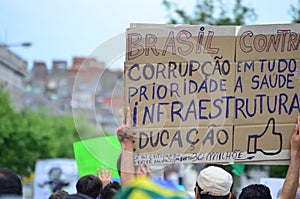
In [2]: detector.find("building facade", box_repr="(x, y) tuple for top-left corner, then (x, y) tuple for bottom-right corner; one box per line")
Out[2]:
(0, 47), (27, 110)
(26, 57), (123, 135)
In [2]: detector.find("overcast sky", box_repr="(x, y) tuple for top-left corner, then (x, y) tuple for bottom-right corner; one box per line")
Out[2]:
(0, 0), (298, 70)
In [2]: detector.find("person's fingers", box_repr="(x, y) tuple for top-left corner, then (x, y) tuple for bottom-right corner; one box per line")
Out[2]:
(126, 106), (132, 126)
(140, 165), (149, 175)
(117, 127), (122, 133)
(116, 127), (124, 137)
(97, 168), (100, 177)
(146, 165), (151, 175)
(119, 107), (124, 125)
(101, 166), (105, 177)
(297, 116), (300, 134)
(138, 165), (144, 174)
(120, 107), (126, 126)
(296, 116), (300, 137)
(141, 165), (145, 172)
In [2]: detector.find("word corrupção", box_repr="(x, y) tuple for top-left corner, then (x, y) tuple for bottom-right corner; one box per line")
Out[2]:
(127, 58), (230, 82)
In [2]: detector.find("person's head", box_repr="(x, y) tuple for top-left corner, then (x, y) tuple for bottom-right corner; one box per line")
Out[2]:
(49, 190), (69, 199)
(100, 181), (121, 199)
(238, 184), (271, 199)
(62, 193), (93, 199)
(163, 164), (180, 186)
(0, 168), (22, 198)
(195, 166), (233, 199)
(76, 174), (102, 198)
(110, 181), (121, 191)
(49, 167), (63, 181)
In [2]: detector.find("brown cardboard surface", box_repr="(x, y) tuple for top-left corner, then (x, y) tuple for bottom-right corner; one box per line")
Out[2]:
(241, 160), (290, 165)
(233, 122), (294, 161)
(124, 62), (235, 128)
(133, 126), (233, 154)
(124, 23), (300, 165)
(132, 126), (248, 165)
(126, 25), (236, 64)
(236, 24), (300, 61)
(234, 60), (300, 125)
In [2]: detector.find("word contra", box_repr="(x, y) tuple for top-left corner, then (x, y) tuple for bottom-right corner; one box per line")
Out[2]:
(240, 30), (300, 53)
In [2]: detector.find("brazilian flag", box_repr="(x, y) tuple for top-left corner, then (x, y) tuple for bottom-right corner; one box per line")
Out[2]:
(114, 177), (192, 199)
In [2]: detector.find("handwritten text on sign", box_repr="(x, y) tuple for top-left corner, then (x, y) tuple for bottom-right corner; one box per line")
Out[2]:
(124, 24), (300, 165)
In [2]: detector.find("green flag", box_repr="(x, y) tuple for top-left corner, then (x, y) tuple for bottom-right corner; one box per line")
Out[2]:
(73, 136), (121, 178)
(231, 164), (245, 176)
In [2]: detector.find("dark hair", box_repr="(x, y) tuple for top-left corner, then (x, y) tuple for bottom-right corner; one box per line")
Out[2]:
(110, 181), (121, 191)
(100, 181), (121, 199)
(49, 190), (69, 199)
(238, 184), (272, 199)
(48, 167), (62, 176)
(163, 164), (180, 179)
(76, 175), (102, 198)
(195, 182), (229, 199)
(230, 192), (237, 199)
(0, 168), (22, 196)
(63, 193), (93, 199)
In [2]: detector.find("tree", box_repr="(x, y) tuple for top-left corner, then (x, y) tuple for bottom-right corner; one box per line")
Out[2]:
(0, 86), (81, 176)
(162, 0), (257, 25)
(290, 0), (300, 23)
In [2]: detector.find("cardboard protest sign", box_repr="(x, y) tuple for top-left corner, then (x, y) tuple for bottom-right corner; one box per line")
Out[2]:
(236, 24), (300, 61)
(73, 136), (121, 178)
(126, 24), (236, 64)
(124, 23), (300, 165)
(33, 159), (78, 199)
(234, 24), (300, 163)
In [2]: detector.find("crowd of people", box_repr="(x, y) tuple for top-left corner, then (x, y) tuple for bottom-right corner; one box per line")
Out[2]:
(1, 107), (300, 199)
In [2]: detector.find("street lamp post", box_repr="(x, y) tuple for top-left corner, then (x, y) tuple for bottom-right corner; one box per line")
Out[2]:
(0, 42), (32, 48)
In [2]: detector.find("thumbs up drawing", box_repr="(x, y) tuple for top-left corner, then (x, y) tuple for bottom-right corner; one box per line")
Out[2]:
(247, 118), (283, 155)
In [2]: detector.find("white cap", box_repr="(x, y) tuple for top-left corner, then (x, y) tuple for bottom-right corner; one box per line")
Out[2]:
(197, 166), (233, 196)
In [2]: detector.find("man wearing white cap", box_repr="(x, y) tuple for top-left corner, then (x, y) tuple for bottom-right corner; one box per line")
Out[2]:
(195, 166), (233, 199)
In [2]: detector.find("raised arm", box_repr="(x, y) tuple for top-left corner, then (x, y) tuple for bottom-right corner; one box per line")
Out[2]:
(116, 107), (135, 187)
(278, 116), (300, 199)
(97, 167), (112, 188)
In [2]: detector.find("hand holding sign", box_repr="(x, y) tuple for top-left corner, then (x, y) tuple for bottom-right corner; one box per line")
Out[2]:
(117, 107), (134, 151)
(247, 118), (283, 155)
(277, 117), (300, 199)
(290, 116), (300, 161)
(116, 106), (135, 186)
